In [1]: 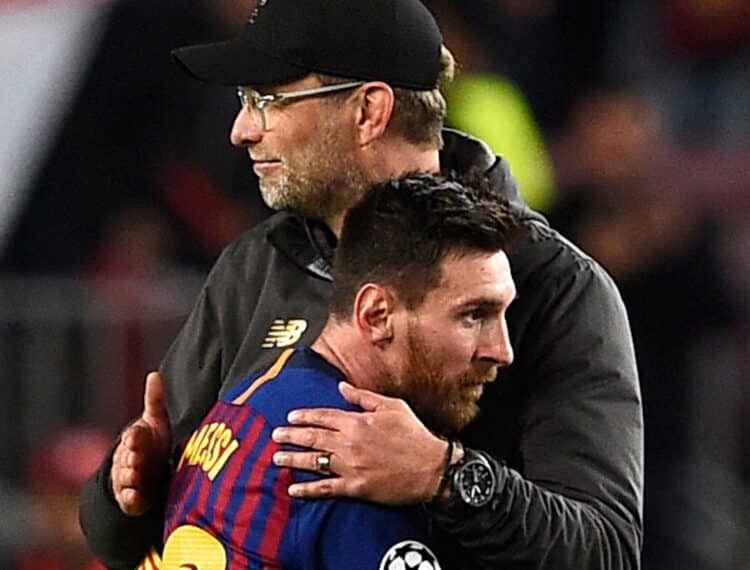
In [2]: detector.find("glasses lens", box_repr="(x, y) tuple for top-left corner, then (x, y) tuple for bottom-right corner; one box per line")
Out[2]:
(237, 89), (267, 130)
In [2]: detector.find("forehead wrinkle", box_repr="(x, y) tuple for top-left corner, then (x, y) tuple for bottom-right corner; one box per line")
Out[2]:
(440, 267), (515, 309)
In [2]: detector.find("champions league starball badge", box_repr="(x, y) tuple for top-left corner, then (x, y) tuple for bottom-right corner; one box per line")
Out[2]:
(379, 540), (441, 570)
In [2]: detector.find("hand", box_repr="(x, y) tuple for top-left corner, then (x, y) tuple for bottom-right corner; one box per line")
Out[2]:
(111, 372), (171, 516)
(271, 382), (448, 504)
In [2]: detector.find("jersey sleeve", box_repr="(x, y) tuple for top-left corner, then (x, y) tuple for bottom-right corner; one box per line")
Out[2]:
(296, 499), (441, 570)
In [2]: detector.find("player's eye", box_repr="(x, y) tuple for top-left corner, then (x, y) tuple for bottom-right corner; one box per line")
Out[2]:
(463, 308), (486, 323)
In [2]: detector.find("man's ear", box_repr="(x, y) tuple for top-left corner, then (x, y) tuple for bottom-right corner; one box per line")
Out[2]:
(353, 82), (394, 146)
(353, 283), (395, 345)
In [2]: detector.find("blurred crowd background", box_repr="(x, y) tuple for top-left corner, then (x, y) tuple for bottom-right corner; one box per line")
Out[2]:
(0, 0), (748, 568)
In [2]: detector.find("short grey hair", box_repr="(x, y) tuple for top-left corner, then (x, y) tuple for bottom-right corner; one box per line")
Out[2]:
(317, 44), (456, 149)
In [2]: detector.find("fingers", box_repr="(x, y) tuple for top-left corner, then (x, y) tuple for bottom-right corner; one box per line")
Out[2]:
(112, 439), (150, 516)
(287, 477), (349, 499)
(273, 450), (336, 475)
(112, 428), (146, 474)
(113, 442), (143, 471)
(116, 487), (138, 509)
(112, 458), (154, 515)
(285, 406), (354, 430)
(116, 488), (149, 516)
(109, 372), (173, 517)
(271, 425), (337, 450)
(139, 372), (171, 459)
(338, 381), (402, 412)
(119, 422), (153, 453)
(142, 372), (168, 426)
(113, 464), (143, 492)
(284, 388), (410, 430)
(110, 420), (165, 516)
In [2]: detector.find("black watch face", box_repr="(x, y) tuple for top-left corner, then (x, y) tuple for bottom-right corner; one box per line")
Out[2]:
(455, 458), (496, 507)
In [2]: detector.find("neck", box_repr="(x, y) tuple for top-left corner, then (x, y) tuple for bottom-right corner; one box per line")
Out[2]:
(311, 322), (381, 392)
(325, 141), (440, 236)
(370, 142), (441, 181)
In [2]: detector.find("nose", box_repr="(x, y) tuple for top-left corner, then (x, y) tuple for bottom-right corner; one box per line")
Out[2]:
(477, 318), (514, 368)
(230, 106), (264, 147)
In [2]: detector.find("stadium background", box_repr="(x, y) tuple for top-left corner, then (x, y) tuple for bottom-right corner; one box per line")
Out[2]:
(0, 0), (748, 568)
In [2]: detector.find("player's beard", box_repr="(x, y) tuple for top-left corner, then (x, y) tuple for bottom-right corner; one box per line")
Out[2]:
(385, 328), (498, 436)
(258, 114), (370, 225)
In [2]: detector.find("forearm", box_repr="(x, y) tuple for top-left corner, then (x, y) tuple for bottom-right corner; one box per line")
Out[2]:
(430, 454), (641, 569)
(79, 451), (168, 569)
(79, 247), (235, 567)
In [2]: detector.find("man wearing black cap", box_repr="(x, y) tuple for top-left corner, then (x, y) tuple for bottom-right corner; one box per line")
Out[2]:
(80, 0), (643, 568)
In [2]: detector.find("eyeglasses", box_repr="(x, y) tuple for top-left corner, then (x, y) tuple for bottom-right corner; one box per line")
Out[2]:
(236, 81), (365, 131)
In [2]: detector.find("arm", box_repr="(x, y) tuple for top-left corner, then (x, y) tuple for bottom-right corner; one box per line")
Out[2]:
(79, 374), (172, 569)
(80, 283), (224, 568)
(273, 259), (643, 568)
(446, 258), (642, 569)
(79, 217), (327, 567)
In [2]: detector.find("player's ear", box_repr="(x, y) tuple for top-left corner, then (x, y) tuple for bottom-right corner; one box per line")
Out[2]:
(353, 283), (394, 345)
(352, 82), (394, 146)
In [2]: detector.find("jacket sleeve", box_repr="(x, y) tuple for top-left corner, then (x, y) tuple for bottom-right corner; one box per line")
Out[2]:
(80, 269), (226, 569)
(79, 447), (169, 570)
(430, 257), (644, 569)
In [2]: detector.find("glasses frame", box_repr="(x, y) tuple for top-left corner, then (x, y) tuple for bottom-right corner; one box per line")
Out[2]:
(236, 81), (366, 131)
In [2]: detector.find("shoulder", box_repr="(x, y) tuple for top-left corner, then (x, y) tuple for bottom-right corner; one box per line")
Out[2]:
(505, 219), (635, 370)
(223, 349), (357, 428)
(205, 212), (334, 295)
(198, 212), (324, 312)
(510, 219), (619, 303)
(207, 212), (302, 278)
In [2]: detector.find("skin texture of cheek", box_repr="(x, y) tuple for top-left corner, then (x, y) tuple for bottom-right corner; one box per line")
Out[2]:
(390, 327), (486, 435)
(262, 115), (369, 223)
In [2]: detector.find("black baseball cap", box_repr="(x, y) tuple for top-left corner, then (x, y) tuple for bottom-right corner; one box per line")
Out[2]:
(172, 0), (442, 90)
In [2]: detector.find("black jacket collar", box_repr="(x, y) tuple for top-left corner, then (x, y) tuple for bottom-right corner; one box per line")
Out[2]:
(267, 129), (546, 280)
(441, 129), (544, 223)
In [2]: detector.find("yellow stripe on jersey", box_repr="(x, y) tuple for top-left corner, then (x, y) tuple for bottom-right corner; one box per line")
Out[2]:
(231, 348), (295, 405)
(135, 546), (162, 570)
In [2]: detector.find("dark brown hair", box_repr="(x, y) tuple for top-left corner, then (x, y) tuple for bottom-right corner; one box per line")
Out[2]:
(329, 172), (521, 318)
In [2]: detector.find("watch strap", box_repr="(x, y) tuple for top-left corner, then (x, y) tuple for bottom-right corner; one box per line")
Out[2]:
(432, 440), (464, 501)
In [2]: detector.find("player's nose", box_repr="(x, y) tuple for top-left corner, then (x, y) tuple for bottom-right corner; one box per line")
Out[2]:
(477, 318), (514, 368)
(230, 106), (264, 147)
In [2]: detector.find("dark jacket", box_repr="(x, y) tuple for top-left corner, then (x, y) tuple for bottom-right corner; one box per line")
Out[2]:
(80, 130), (643, 569)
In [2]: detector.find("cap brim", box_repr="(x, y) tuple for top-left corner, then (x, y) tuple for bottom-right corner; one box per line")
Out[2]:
(171, 36), (308, 87)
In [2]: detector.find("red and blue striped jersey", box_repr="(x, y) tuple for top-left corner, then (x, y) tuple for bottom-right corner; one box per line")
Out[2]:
(162, 347), (440, 569)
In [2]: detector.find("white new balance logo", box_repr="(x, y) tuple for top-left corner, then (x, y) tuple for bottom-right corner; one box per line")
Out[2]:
(262, 319), (308, 348)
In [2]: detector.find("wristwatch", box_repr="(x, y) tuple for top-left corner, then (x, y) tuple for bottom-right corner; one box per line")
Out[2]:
(444, 449), (497, 507)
